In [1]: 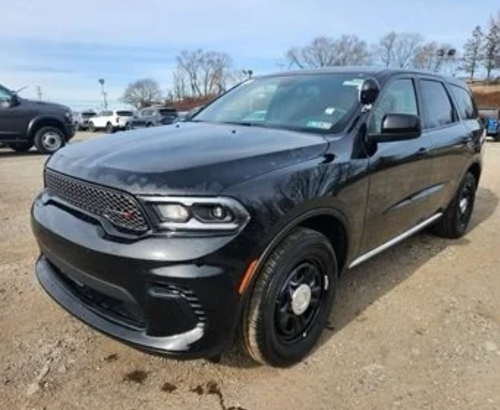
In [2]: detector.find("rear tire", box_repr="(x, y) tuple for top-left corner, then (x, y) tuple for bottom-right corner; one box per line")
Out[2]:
(106, 122), (114, 134)
(8, 142), (33, 152)
(34, 126), (65, 154)
(242, 227), (337, 367)
(494, 134), (500, 142)
(432, 172), (477, 239)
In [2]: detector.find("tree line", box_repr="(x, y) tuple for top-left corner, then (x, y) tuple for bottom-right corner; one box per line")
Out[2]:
(121, 13), (500, 109)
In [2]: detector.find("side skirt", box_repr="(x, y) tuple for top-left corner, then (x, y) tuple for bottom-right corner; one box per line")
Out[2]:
(349, 213), (443, 269)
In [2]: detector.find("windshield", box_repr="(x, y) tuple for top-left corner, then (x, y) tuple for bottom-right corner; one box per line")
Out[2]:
(194, 73), (365, 134)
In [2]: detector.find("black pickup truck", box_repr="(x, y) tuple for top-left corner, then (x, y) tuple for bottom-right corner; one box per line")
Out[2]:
(0, 83), (75, 154)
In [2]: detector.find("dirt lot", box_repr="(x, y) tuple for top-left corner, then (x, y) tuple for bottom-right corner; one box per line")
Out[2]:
(1, 132), (500, 410)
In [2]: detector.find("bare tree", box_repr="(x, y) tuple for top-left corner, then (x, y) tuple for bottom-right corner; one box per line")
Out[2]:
(483, 18), (500, 82)
(391, 33), (425, 68)
(462, 26), (484, 80)
(412, 41), (441, 71)
(374, 32), (398, 67)
(173, 49), (233, 98)
(121, 79), (162, 109)
(286, 35), (370, 69)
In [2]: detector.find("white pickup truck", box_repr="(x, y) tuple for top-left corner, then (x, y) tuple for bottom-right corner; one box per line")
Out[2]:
(88, 110), (134, 133)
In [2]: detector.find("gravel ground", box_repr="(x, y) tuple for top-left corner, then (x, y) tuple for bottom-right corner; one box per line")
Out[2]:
(1, 132), (500, 410)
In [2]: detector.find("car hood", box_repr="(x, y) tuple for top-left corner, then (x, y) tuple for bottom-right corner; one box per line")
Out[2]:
(47, 122), (329, 195)
(21, 98), (69, 112)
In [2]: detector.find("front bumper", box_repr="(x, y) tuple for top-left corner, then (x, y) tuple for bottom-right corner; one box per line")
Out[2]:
(31, 195), (247, 358)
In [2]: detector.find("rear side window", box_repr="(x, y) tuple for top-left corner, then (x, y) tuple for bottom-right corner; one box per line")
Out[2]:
(117, 111), (133, 117)
(420, 80), (455, 129)
(450, 85), (477, 120)
(369, 79), (419, 134)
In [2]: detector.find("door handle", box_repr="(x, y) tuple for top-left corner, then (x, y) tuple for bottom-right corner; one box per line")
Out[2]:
(416, 147), (428, 156)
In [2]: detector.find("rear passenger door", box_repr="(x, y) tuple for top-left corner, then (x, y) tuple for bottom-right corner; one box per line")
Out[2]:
(417, 78), (481, 212)
(360, 76), (436, 253)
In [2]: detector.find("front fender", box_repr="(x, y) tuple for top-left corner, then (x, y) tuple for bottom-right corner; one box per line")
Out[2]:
(28, 115), (65, 138)
(223, 155), (369, 271)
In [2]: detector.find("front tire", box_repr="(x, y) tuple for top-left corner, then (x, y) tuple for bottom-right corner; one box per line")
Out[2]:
(432, 172), (477, 239)
(242, 227), (337, 367)
(33, 127), (65, 154)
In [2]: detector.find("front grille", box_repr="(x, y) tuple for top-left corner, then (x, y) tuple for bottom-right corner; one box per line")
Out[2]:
(45, 169), (149, 234)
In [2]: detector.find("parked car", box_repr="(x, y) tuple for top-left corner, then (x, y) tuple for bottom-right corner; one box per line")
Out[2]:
(32, 68), (484, 367)
(88, 110), (134, 133)
(0, 83), (75, 154)
(478, 107), (499, 141)
(131, 107), (178, 129)
(73, 110), (96, 131)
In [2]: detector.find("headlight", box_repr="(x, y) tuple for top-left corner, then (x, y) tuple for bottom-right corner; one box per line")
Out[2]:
(140, 196), (250, 233)
(65, 111), (73, 121)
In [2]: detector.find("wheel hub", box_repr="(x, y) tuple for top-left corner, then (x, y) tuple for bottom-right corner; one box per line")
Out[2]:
(291, 284), (312, 316)
(459, 197), (468, 214)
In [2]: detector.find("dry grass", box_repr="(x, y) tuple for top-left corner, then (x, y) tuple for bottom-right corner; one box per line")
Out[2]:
(471, 84), (500, 108)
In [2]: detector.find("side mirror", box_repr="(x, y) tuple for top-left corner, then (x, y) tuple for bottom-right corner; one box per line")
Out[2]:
(10, 93), (20, 106)
(359, 78), (380, 105)
(367, 113), (422, 144)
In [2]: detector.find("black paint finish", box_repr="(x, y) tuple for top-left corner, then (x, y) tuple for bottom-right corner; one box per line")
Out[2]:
(31, 68), (484, 358)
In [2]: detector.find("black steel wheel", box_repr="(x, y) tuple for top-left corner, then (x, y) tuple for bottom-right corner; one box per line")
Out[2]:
(242, 227), (337, 367)
(432, 172), (477, 239)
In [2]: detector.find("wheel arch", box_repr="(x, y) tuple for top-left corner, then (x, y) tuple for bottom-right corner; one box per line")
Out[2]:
(467, 162), (482, 186)
(28, 116), (66, 141)
(240, 208), (351, 297)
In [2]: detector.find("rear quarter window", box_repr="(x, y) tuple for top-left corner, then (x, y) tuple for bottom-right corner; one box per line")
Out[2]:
(450, 85), (477, 120)
(117, 111), (134, 117)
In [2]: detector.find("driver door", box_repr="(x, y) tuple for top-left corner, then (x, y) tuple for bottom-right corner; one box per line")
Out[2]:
(0, 86), (25, 141)
(359, 77), (436, 254)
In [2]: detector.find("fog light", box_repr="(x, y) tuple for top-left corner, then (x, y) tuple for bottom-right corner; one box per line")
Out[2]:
(156, 204), (190, 222)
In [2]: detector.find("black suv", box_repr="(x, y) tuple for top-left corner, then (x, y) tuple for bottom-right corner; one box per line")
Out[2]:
(31, 69), (484, 366)
(0, 84), (75, 154)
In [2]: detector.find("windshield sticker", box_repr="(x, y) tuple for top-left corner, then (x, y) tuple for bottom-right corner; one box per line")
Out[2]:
(307, 121), (332, 130)
(324, 107), (336, 115)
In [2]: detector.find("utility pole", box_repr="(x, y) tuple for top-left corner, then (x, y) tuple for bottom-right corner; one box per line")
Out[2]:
(98, 78), (108, 110)
(36, 86), (42, 101)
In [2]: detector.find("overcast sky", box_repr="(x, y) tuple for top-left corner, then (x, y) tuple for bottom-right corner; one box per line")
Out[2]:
(0, 0), (497, 110)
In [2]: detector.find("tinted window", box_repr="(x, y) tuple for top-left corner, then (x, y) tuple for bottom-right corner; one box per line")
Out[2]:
(0, 85), (12, 102)
(420, 80), (455, 128)
(117, 111), (133, 117)
(141, 109), (153, 116)
(451, 85), (476, 120)
(369, 79), (418, 134)
(159, 108), (177, 115)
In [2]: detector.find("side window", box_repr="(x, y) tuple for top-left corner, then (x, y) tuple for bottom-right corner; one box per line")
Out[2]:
(420, 80), (456, 129)
(450, 85), (477, 120)
(0, 86), (12, 102)
(369, 79), (418, 134)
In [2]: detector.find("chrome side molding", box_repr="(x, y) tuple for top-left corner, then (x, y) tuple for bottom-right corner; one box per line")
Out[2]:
(349, 213), (443, 269)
